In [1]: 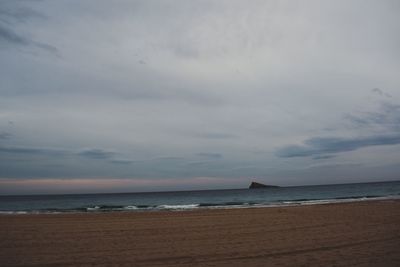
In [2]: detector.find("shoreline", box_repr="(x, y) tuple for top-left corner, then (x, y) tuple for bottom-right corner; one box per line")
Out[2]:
(1, 199), (399, 266)
(1, 195), (399, 215)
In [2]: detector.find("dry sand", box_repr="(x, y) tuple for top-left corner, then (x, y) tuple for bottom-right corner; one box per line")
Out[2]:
(1, 200), (399, 267)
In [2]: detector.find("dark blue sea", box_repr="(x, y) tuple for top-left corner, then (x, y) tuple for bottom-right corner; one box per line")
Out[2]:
(1, 181), (399, 214)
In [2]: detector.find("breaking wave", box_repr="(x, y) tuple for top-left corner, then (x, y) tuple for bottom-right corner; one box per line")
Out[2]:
(1, 194), (398, 214)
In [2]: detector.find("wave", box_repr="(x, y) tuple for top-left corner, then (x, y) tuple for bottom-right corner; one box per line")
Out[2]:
(156, 204), (199, 210)
(81, 204), (201, 212)
(1, 194), (399, 214)
(281, 195), (395, 206)
(199, 201), (251, 207)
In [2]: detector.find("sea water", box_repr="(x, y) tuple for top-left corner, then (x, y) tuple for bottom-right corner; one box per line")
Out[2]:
(0, 181), (399, 213)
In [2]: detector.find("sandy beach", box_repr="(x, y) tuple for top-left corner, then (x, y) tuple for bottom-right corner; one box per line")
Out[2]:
(1, 200), (399, 267)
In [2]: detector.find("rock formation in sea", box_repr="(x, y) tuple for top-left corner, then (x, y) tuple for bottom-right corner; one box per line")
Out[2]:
(249, 181), (279, 189)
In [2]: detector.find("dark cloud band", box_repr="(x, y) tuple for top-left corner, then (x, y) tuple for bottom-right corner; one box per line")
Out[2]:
(276, 134), (400, 158)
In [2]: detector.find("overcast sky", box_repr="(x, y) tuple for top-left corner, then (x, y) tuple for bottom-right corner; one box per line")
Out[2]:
(1, 0), (399, 194)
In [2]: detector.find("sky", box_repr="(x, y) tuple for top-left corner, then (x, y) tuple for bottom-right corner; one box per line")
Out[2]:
(0, 0), (399, 195)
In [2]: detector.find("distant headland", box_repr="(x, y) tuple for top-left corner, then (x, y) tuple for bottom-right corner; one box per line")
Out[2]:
(249, 182), (280, 189)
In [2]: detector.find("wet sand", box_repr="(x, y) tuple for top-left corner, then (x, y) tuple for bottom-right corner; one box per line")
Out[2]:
(1, 200), (399, 267)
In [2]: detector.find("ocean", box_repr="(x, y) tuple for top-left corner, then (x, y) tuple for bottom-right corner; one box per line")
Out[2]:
(0, 181), (399, 214)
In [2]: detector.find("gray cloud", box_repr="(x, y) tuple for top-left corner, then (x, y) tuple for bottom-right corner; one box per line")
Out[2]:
(0, 24), (29, 45)
(0, 3), (46, 23)
(0, 145), (121, 161)
(276, 134), (400, 158)
(312, 155), (336, 160)
(0, 24), (58, 53)
(0, 132), (12, 139)
(196, 133), (237, 139)
(1, 1), (400, 192)
(109, 159), (133, 165)
(372, 88), (384, 96)
(344, 102), (400, 131)
(0, 146), (67, 157)
(78, 149), (116, 160)
(153, 157), (184, 161)
(0, 2), (57, 53)
(278, 98), (400, 158)
(372, 88), (392, 98)
(196, 153), (223, 159)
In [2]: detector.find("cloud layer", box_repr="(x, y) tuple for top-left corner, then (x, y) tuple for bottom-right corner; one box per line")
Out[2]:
(1, 0), (399, 194)
(276, 101), (400, 158)
(276, 134), (400, 158)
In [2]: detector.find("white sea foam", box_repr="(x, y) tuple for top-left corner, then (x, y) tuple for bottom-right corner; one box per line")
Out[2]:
(0, 211), (28, 214)
(123, 206), (139, 210)
(86, 206), (100, 211)
(270, 195), (400, 208)
(156, 204), (200, 210)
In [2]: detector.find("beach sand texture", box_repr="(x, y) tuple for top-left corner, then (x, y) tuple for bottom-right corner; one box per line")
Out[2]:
(1, 200), (399, 267)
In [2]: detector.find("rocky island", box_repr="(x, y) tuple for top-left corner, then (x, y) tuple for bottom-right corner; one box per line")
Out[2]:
(249, 181), (279, 189)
